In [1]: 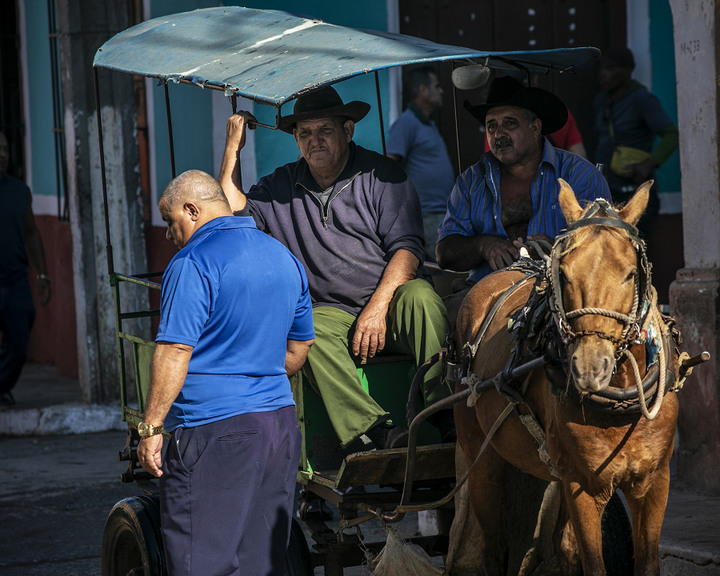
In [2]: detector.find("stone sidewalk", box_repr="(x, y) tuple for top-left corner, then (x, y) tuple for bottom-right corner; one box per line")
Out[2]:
(1, 363), (719, 575)
(0, 363), (124, 436)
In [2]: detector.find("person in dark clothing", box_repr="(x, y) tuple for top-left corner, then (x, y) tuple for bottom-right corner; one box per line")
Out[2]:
(0, 131), (51, 406)
(593, 47), (679, 234)
(219, 86), (453, 450)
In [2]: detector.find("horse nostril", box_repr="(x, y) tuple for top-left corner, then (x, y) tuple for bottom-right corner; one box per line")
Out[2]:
(601, 356), (612, 378)
(570, 352), (614, 390)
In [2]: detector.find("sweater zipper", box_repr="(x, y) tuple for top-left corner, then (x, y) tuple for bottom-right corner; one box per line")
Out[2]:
(298, 171), (361, 229)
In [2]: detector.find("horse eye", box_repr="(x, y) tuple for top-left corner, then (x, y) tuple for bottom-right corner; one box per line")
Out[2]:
(625, 269), (637, 283)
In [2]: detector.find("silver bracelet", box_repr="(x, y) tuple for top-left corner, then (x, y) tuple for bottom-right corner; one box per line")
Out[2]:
(38, 273), (51, 282)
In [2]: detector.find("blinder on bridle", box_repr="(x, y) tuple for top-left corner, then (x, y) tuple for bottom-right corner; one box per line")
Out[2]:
(547, 198), (653, 353)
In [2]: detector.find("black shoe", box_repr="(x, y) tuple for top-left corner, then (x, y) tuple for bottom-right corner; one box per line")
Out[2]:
(366, 421), (409, 450)
(0, 391), (15, 407)
(344, 433), (377, 454)
(430, 411), (456, 443)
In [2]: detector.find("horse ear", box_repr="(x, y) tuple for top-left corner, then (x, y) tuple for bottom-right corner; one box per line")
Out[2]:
(558, 178), (584, 224)
(618, 181), (652, 226)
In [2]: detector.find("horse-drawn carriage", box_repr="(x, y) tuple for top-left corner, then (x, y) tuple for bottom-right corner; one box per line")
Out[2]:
(92, 7), (707, 575)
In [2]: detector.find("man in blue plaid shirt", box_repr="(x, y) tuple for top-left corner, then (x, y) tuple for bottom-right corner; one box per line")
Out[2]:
(436, 77), (610, 323)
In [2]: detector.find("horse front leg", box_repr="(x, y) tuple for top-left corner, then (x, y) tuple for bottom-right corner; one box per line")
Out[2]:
(624, 466), (671, 576)
(561, 481), (606, 575)
(466, 447), (508, 576)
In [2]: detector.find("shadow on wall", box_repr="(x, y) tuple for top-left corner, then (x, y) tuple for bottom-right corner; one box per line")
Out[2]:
(647, 212), (684, 306)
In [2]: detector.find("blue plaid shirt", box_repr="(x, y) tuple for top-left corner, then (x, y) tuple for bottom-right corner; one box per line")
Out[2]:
(438, 140), (611, 283)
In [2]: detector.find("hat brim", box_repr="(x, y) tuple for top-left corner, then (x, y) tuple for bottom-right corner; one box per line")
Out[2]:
(464, 87), (568, 135)
(278, 101), (371, 133)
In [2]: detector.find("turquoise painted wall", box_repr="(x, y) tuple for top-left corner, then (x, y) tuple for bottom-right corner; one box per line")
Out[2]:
(23, 3), (57, 198)
(149, 1), (390, 196)
(650, 0), (681, 194)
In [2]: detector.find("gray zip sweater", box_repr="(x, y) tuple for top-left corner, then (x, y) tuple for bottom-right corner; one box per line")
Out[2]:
(238, 142), (424, 317)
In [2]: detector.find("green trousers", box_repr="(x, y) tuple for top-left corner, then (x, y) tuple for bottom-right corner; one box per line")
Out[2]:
(300, 278), (451, 446)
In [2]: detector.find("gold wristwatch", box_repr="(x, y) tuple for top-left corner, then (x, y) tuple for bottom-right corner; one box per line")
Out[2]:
(137, 422), (165, 439)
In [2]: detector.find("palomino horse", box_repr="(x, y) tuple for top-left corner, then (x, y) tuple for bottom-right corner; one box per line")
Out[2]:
(453, 180), (683, 575)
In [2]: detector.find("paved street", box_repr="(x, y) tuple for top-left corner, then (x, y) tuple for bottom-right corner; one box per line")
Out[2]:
(0, 430), (425, 576)
(1, 365), (720, 575)
(0, 431), (139, 575)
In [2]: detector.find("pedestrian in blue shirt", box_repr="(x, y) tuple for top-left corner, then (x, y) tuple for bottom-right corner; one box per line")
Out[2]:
(136, 169), (315, 576)
(436, 77), (611, 325)
(388, 66), (456, 261)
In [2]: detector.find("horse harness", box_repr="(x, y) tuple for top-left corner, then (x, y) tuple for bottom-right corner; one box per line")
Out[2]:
(442, 199), (685, 477)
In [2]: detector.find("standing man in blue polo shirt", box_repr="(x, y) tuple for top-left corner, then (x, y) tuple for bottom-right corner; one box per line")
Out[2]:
(137, 170), (315, 576)
(388, 66), (456, 262)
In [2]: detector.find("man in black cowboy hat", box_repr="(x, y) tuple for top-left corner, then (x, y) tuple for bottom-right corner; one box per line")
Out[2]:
(436, 75), (611, 320)
(219, 85), (452, 451)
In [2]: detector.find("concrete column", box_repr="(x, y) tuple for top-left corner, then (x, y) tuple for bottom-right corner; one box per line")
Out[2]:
(668, 0), (720, 494)
(57, 0), (148, 403)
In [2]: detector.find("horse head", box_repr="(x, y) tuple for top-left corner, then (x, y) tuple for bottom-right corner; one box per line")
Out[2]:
(553, 179), (653, 395)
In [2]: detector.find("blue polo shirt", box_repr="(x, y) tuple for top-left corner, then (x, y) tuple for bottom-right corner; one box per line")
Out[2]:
(156, 216), (314, 431)
(387, 106), (456, 214)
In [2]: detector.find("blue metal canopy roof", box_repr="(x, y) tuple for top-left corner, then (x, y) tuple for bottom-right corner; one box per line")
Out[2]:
(93, 6), (600, 108)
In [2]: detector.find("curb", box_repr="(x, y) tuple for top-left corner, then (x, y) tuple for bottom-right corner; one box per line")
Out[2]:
(0, 403), (125, 436)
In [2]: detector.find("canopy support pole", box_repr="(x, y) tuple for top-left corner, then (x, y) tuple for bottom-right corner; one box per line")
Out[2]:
(374, 71), (387, 155)
(164, 83), (176, 179)
(452, 62), (463, 175)
(93, 66), (114, 275)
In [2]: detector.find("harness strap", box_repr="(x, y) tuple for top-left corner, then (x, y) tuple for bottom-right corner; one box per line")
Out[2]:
(383, 402), (516, 517)
(566, 215), (639, 236)
(465, 272), (539, 359)
(514, 368), (562, 479)
(517, 412), (561, 479)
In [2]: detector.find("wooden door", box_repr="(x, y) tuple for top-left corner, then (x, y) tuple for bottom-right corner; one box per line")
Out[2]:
(398, 0), (627, 168)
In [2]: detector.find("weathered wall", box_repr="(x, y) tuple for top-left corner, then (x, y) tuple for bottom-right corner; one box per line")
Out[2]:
(26, 216), (78, 377)
(668, 0), (720, 494)
(57, 0), (149, 402)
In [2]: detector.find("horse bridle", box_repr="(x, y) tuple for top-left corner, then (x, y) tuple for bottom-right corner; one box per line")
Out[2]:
(547, 198), (653, 354)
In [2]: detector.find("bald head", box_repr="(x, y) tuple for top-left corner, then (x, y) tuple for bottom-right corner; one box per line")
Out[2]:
(158, 170), (233, 250)
(160, 169), (231, 212)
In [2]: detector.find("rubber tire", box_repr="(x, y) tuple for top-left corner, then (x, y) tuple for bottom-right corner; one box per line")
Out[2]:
(101, 495), (167, 576)
(601, 492), (635, 576)
(284, 517), (313, 576)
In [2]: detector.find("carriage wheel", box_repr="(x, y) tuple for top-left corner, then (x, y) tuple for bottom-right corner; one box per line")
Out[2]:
(601, 492), (634, 575)
(101, 495), (166, 576)
(284, 517), (314, 576)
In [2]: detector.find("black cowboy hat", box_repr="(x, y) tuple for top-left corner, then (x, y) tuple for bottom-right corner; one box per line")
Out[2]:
(464, 76), (568, 135)
(278, 85), (371, 133)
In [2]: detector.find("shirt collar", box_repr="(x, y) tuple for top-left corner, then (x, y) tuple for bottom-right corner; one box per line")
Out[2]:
(184, 215), (256, 249)
(408, 103), (432, 125)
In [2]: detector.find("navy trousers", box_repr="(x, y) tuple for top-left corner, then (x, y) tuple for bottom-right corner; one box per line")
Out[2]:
(0, 276), (35, 394)
(160, 406), (301, 576)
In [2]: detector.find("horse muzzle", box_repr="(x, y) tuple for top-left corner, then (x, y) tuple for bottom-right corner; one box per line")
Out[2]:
(568, 340), (616, 393)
